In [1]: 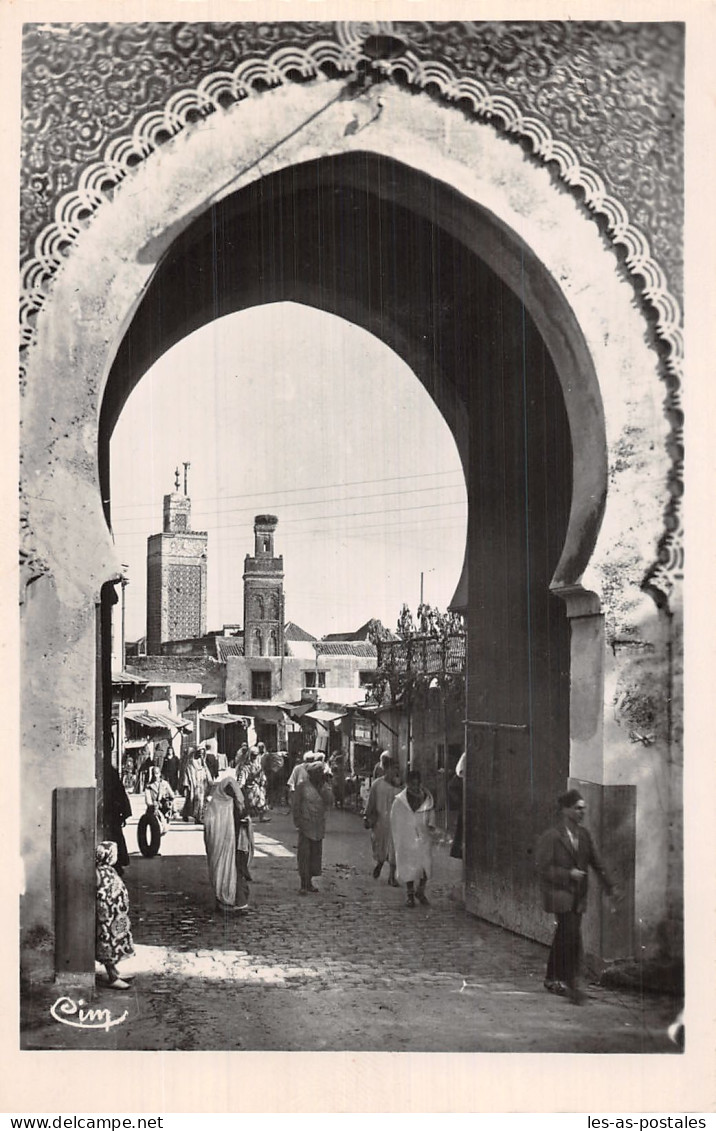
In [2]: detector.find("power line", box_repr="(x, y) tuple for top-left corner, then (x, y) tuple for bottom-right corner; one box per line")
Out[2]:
(108, 467), (464, 511)
(212, 514), (468, 544)
(111, 501), (467, 545)
(109, 479), (466, 526)
(111, 495), (466, 534)
(112, 517), (467, 549)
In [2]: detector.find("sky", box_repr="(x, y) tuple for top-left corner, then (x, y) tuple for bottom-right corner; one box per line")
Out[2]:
(109, 302), (468, 643)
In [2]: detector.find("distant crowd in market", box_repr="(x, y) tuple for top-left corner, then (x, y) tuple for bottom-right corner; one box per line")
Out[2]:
(121, 735), (411, 820)
(102, 740), (619, 1004)
(113, 737), (464, 904)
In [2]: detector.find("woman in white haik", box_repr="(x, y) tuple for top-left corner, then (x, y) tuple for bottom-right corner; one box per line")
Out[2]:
(203, 775), (253, 914)
(390, 769), (437, 907)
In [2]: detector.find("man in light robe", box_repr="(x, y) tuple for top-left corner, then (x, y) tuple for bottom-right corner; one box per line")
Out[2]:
(293, 761), (333, 895)
(390, 769), (436, 907)
(364, 761), (400, 885)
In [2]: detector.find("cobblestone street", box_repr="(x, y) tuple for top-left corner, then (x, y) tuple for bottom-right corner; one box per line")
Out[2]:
(22, 800), (680, 1054)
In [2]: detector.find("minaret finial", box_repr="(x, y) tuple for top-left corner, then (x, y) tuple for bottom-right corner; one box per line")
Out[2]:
(183, 461), (191, 497)
(174, 466), (180, 492)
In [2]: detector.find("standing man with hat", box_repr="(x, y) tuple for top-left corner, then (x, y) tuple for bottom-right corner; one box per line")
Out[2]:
(535, 788), (617, 1004)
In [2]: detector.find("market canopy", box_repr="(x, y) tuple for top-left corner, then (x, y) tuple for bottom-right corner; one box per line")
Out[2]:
(226, 701), (291, 724)
(124, 704), (192, 731)
(180, 693), (217, 713)
(303, 709), (346, 726)
(200, 710), (251, 727)
(283, 701), (318, 720)
(350, 703), (398, 736)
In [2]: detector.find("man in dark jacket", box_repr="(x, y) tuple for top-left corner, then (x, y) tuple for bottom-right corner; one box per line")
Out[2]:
(535, 788), (616, 1004)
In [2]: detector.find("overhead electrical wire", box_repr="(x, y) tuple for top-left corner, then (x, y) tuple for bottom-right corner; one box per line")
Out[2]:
(108, 467), (465, 512)
(111, 500), (467, 545)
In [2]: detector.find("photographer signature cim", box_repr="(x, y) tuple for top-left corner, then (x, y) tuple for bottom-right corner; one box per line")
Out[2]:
(50, 995), (128, 1032)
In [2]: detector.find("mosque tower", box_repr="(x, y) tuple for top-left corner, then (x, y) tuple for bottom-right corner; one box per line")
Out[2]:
(243, 515), (285, 658)
(146, 463), (208, 653)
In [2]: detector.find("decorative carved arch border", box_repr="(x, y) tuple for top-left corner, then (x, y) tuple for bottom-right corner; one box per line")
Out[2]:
(18, 24), (683, 603)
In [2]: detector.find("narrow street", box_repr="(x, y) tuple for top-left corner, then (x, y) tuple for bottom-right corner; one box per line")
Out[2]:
(22, 798), (679, 1053)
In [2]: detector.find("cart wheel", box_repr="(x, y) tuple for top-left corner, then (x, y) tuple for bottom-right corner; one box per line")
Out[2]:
(137, 811), (162, 858)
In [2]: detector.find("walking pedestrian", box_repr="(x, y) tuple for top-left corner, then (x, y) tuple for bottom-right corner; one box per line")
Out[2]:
(203, 775), (252, 914)
(449, 750), (466, 860)
(95, 841), (134, 990)
(328, 751), (347, 809)
(372, 750), (392, 781)
(162, 746), (181, 792)
(262, 746), (287, 807)
(390, 769), (436, 907)
(358, 776), (371, 814)
(203, 743), (220, 780)
(287, 752), (312, 808)
(105, 763), (132, 876)
(182, 747), (210, 823)
(135, 743), (153, 793)
(535, 788), (616, 1004)
(233, 742), (250, 772)
(236, 745), (271, 822)
(121, 753), (137, 793)
(364, 761), (400, 885)
(293, 761), (333, 895)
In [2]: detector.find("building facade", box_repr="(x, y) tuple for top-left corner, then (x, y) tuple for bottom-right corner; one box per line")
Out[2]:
(225, 641), (377, 705)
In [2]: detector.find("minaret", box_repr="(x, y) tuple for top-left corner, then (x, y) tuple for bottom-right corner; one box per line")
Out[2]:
(243, 515), (284, 658)
(146, 464), (208, 654)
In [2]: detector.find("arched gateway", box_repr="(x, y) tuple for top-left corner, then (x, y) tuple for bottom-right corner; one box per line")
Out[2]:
(19, 23), (683, 980)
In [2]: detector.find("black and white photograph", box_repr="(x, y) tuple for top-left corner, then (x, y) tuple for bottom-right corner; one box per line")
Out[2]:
(7, 0), (715, 1115)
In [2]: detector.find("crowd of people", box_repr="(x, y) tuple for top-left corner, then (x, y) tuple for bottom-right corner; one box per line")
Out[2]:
(98, 741), (619, 1006)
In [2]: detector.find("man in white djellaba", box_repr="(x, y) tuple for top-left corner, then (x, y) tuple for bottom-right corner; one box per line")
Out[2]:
(390, 769), (437, 908)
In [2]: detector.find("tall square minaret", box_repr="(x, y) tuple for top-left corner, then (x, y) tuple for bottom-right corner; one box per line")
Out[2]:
(146, 465), (207, 654)
(243, 515), (284, 658)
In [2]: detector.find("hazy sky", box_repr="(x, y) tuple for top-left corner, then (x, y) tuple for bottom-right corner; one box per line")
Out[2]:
(110, 302), (468, 642)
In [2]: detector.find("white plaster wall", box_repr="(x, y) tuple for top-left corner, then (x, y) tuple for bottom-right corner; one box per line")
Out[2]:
(21, 576), (97, 946)
(602, 600), (681, 949)
(225, 654), (376, 702)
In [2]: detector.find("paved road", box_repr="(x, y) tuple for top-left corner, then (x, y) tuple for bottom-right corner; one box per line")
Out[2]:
(22, 797), (680, 1053)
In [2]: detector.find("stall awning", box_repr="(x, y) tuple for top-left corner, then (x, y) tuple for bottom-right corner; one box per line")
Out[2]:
(180, 693), (217, 713)
(350, 703), (390, 717)
(303, 709), (346, 727)
(124, 705), (191, 731)
(200, 711), (250, 727)
(351, 703), (398, 736)
(124, 737), (148, 749)
(284, 701), (318, 720)
(226, 701), (290, 724)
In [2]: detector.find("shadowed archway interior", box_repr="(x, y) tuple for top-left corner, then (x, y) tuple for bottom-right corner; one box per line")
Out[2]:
(100, 150), (575, 936)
